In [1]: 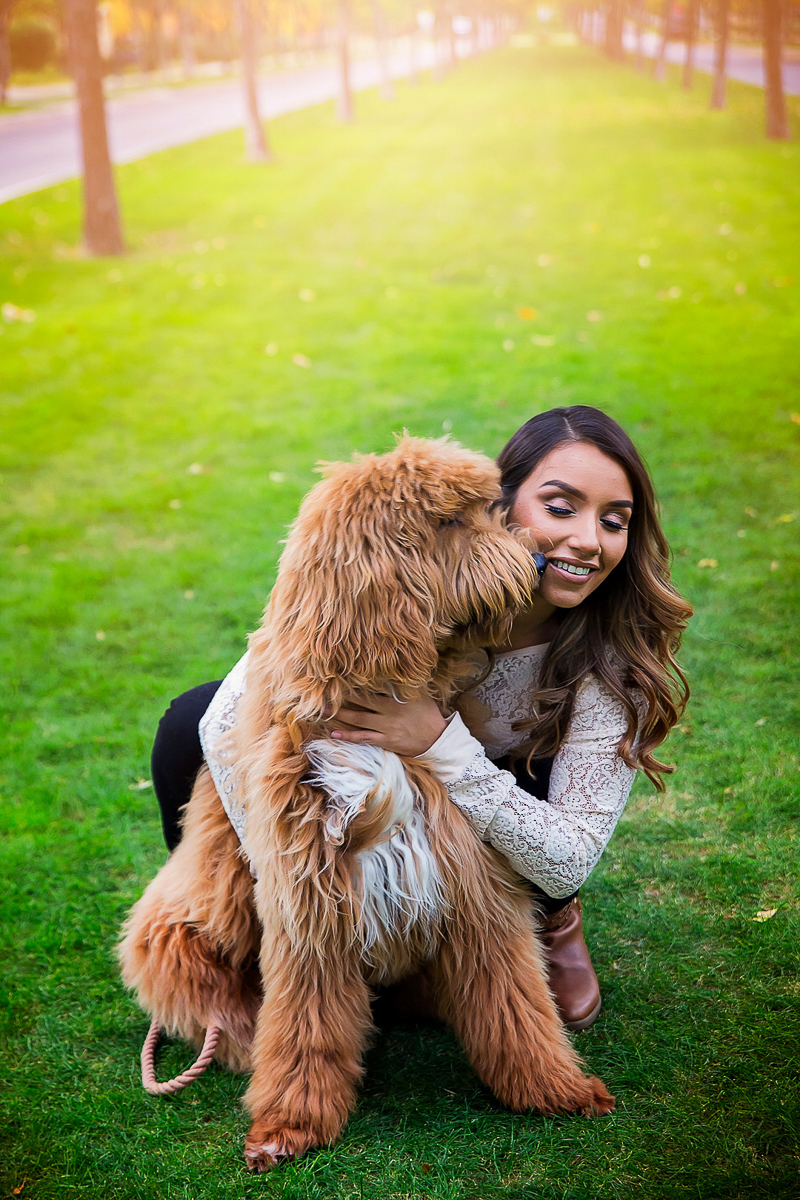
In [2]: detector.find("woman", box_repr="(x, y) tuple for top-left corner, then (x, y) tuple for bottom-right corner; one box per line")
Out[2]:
(151, 405), (691, 1031)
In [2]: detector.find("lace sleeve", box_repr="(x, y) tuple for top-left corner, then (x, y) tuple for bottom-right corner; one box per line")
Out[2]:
(417, 676), (638, 898)
(198, 651), (250, 845)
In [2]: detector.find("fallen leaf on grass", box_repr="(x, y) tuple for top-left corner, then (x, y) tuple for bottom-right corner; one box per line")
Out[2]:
(292, 353), (311, 368)
(770, 560), (779, 571)
(2, 302), (35, 323)
(184, 590), (195, 600)
(755, 717), (767, 726)
(776, 513), (795, 523)
(129, 779), (152, 791)
(745, 507), (757, 517)
(95, 630), (106, 641)
(585, 309), (602, 322)
(169, 498), (182, 509)
(186, 462), (205, 475)
(697, 558), (718, 569)
(12, 1176), (26, 1194)
(734, 282), (747, 295)
(750, 909), (777, 923)
(791, 413), (800, 424)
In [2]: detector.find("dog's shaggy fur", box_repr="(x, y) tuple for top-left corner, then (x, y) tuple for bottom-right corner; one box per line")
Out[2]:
(119, 437), (614, 1171)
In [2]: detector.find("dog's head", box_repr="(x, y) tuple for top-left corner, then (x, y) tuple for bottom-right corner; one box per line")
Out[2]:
(253, 436), (540, 715)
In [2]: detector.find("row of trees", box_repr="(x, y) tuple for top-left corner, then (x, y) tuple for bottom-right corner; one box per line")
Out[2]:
(570, 1), (793, 139)
(60, 1), (519, 255)
(0, 1), (523, 94)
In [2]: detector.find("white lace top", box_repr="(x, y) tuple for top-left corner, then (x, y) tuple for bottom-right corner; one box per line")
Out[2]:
(199, 646), (639, 898)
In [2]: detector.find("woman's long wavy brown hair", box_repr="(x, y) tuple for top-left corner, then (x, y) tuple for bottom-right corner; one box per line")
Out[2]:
(496, 406), (692, 789)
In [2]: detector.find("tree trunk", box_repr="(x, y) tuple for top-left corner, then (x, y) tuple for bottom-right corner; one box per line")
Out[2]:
(151, 0), (165, 72)
(604, 0), (624, 60)
(434, 0), (451, 76)
(654, 0), (670, 77)
(130, 0), (145, 73)
(710, 0), (729, 108)
(635, 3), (645, 71)
(0, 1), (13, 107)
(236, 0), (269, 160)
(371, 0), (393, 100)
(337, 0), (353, 122)
(64, 0), (124, 255)
(178, 2), (194, 79)
(448, 2), (458, 66)
(763, 0), (790, 139)
(682, 0), (697, 88)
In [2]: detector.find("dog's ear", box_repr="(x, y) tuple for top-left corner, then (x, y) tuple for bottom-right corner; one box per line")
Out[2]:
(261, 462), (439, 699)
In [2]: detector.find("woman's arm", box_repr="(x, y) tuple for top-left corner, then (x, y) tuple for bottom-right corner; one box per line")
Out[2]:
(416, 675), (639, 898)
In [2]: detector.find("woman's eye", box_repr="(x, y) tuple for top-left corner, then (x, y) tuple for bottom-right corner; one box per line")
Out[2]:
(544, 504), (574, 517)
(602, 518), (627, 532)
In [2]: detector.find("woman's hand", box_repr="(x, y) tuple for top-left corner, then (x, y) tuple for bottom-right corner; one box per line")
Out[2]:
(327, 691), (448, 758)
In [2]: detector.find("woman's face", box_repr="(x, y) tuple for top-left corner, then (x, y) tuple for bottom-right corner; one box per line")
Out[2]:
(509, 441), (634, 610)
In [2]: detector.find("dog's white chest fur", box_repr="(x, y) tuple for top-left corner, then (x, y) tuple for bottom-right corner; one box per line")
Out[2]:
(305, 740), (444, 953)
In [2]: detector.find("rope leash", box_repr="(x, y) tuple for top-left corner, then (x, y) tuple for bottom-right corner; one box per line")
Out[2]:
(141, 1018), (220, 1096)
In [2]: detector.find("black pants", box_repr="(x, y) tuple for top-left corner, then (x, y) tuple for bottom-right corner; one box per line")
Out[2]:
(151, 684), (577, 915)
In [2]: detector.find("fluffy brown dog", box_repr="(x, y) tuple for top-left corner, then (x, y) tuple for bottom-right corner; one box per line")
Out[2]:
(119, 436), (614, 1171)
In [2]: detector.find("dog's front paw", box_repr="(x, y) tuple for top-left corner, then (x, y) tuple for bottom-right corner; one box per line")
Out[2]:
(244, 1123), (319, 1172)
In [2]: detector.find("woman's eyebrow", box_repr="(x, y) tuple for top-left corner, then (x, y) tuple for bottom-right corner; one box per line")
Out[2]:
(538, 480), (633, 509)
(538, 479), (587, 500)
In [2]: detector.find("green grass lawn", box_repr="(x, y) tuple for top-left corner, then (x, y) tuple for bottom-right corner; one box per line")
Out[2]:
(1, 42), (799, 1200)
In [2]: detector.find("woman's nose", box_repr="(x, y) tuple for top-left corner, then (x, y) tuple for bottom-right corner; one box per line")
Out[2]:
(567, 513), (602, 556)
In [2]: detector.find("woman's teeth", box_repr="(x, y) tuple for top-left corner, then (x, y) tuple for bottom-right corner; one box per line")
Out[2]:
(551, 559), (592, 576)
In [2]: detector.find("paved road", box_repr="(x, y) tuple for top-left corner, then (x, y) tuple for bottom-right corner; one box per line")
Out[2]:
(0, 43), (447, 205)
(3, 33), (796, 205)
(622, 27), (800, 92)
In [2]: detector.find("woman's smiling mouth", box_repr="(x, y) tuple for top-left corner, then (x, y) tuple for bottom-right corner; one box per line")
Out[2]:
(549, 558), (597, 579)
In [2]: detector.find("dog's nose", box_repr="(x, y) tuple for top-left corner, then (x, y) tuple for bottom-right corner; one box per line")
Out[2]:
(532, 552), (549, 575)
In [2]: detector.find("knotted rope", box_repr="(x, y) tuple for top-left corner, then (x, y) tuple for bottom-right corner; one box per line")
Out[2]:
(141, 1018), (220, 1096)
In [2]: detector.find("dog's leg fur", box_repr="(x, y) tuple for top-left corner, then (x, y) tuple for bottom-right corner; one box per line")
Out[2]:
(240, 732), (375, 1170)
(243, 928), (373, 1170)
(118, 767), (261, 1072)
(410, 764), (615, 1117)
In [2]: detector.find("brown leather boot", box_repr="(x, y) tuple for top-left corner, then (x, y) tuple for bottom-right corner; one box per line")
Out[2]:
(540, 898), (602, 1031)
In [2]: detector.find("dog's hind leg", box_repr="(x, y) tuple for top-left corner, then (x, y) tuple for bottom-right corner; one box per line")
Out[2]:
(243, 929), (373, 1171)
(119, 767), (261, 1072)
(415, 768), (615, 1118)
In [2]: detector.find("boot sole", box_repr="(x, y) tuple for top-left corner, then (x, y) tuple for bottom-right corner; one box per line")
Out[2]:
(563, 997), (602, 1032)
